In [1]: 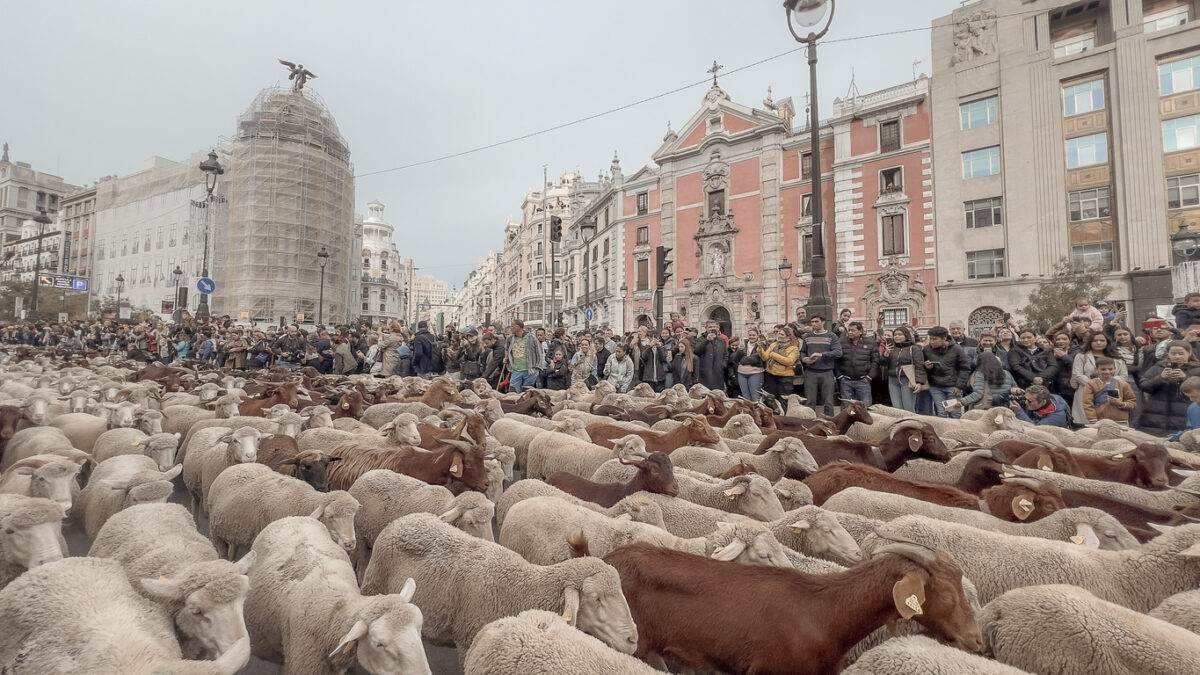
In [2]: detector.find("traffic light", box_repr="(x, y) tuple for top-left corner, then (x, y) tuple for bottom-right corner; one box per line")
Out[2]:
(549, 215), (563, 243)
(655, 245), (673, 288)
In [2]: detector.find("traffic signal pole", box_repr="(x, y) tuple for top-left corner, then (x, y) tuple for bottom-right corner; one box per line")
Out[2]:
(654, 245), (673, 333)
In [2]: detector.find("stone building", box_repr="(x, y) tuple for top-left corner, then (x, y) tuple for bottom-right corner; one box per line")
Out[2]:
(356, 200), (404, 324)
(0, 144), (76, 241)
(931, 0), (1200, 329)
(59, 185), (97, 278)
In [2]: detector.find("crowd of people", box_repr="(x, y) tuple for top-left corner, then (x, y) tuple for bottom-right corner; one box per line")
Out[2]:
(7, 294), (1200, 439)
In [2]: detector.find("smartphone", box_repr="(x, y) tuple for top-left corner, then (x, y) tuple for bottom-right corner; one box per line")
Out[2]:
(941, 400), (955, 410)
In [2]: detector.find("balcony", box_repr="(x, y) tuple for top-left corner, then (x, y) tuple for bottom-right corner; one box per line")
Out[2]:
(361, 274), (398, 287)
(577, 288), (611, 308)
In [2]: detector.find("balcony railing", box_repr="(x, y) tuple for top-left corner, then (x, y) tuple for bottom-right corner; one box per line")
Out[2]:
(361, 274), (398, 286)
(577, 288), (611, 307)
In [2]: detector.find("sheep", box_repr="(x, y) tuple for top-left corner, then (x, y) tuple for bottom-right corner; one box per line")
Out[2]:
(94, 431), (180, 471)
(76, 454), (182, 539)
(773, 477), (815, 510)
(161, 394), (242, 436)
(349, 469), (495, 574)
(1010, 465), (1200, 511)
(89, 503), (254, 660)
(246, 516), (435, 674)
(553, 408), (651, 431)
(463, 609), (659, 675)
(526, 430), (647, 481)
(490, 416), (590, 469)
(876, 516), (1200, 610)
(484, 437), (516, 482)
(0, 557), (251, 674)
(0, 494), (67, 589)
(495, 479), (666, 528)
(591, 462), (786, 522)
(361, 401), (437, 427)
(301, 403), (335, 429)
(1150, 589), (1200, 634)
(822, 480), (1065, 526)
(177, 413), (276, 463)
(894, 448), (1003, 484)
(980, 584), (1200, 675)
(501, 496), (792, 567)
(669, 436), (819, 481)
(717, 412), (762, 439)
(767, 505), (864, 565)
(182, 426), (264, 515)
(361, 512), (638, 665)
(49, 402), (141, 452)
(843, 635), (1032, 675)
(0, 455), (81, 515)
(0, 426), (76, 471)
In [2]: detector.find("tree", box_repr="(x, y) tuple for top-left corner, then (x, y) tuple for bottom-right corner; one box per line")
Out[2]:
(1019, 258), (1112, 334)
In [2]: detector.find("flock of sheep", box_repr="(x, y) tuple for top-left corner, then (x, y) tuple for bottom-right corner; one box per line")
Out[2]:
(1, 351), (1200, 674)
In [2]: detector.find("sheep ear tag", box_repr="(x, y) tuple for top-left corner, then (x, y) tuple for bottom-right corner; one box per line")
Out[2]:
(449, 454), (463, 478)
(1012, 494), (1036, 521)
(1069, 535), (1086, 545)
(1111, 454), (1124, 460)
(908, 435), (922, 452)
(892, 572), (926, 619)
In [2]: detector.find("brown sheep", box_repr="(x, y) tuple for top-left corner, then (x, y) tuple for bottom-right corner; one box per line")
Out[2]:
(586, 416), (720, 453)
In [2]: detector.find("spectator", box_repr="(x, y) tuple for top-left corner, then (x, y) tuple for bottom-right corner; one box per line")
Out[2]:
(948, 321), (979, 369)
(604, 343), (635, 393)
(1168, 376), (1200, 441)
(1175, 293), (1200, 333)
(832, 308), (853, 338)
(1081, 356), (1137, 425)
(1048, 331), (1079, 399)
(410, 321), (439, 377)
(451, 327), (485, 382)
(670, 337), (700, 389)
(570, 336), (597, 387)
(505, 319), (545, 394)
(950, 351), (1014, 412)
(884, 325), (926, 413)
(378, 321), (408, 377)
(760, 324), (800, 399)
(594, 335), (612, 382)
(799, 315), (842, 416)
(694, 320), (729, 391)
(272, 324), (307, 371)
(638, 334), (669, 393)
(1010, 384), (1070, 427)
(1071, 331), (1127, 424)
(1008, 328), (1058, 389)
(545, 347), (571, 390)
(994, 327), (1016, 369)
(481, 332), (507, 390)
(1111, 326), (1145, 427)
(922, 326), (970, 419)
(1140, 342), (1200, 436)
(836, 321), (877, 406)
(736, 329), (767, 402)
(1069, 298), (1105, 331)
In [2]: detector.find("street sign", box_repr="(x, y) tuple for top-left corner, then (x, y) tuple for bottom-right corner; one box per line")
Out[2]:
(118, 307), (132, 320)
(58, 313), (68, 324)
(196, 278), (215, 295)
(585, 308), (594, 322)
(38, 274), (88, 291)
(296, 312), (305, 321)
(240, 311), (249, 320)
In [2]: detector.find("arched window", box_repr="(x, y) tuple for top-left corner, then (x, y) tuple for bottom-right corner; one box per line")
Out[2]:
(968, 306), (1005, 338)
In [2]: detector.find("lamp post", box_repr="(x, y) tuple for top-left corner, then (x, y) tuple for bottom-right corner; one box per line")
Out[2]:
(316, 245), (330, 325)
(196, 150), (223, 324)
(619, 282), (628, 334)
(172, 266), (184, 323)
(27, 202), (53, 322)
(782, 0), (835, 323)
(1171, 222), (1200, 265)
(114, 274), (125, 322)
(778, 256), (794, 324)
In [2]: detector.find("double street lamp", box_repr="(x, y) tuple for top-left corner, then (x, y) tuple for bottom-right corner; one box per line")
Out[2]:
(196, 150), (223, 323)
(27, 199), (53, 322)
(316, 245), (330, 325)
(782, 0), (835, 323)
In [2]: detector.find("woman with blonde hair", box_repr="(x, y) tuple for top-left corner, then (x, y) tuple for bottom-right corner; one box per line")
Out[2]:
(378, 320), (408, 377)
(758, 324), (799, 398)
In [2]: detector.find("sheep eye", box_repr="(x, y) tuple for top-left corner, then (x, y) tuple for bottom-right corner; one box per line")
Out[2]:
(370, 640), (383, 649)
(189, 607), (203, 616)
(3, 528), (13, 535)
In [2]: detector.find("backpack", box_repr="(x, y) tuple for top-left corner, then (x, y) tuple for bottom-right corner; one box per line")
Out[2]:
(398, 343), (412, 358)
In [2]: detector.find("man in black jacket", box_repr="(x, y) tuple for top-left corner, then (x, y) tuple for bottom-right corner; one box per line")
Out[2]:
(481, 331), (507, 390)
(638, 337), (670, 393)
(411, 321), (438, 377)
(948, 321), (980, 370)
(923, 326), (971, 419)
(693, 320), (729, 391)
(271, 324), (308, 371)
(1008, 328), (1058, 389)
(450, 326), (485, 381)
(836, 321), (878, 405)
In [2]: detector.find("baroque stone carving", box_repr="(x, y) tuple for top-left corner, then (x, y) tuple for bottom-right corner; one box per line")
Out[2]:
(951, 10), (997, 65)
(862, 257), (927, 323)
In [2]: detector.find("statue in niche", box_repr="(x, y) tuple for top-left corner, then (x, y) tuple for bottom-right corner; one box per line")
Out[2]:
(710, 248), (726, 277)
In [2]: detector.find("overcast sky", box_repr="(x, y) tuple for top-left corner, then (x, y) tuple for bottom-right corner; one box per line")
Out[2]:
(2, 0), (963, 288)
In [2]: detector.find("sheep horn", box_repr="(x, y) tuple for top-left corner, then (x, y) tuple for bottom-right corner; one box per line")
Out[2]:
(1180, 513), (1200, 523)
(873, 542), (937, 567)
(1003, 477), (1044, 490)
(441, 439), (473, 451)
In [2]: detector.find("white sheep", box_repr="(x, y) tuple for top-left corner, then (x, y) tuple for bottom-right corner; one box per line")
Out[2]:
(48, 402), (141, 452)
(552, 408), (650, 431)
(767, 505), (864, 565)
(495, 479), (666, 529)
(206, 463), (360, 560)
(526, 430), (645, 481)
(361, 512), (638, 665)
(717, 413), (762, 439)
(822, 486), (1035, 526)
(876, 516), (1200, 610)
(464, 609), (659, 675)
(843, 635), (1031, 674)
(360, 401), (436, 427)
(489, 416), (589, 469)
(500, 496), (792, 567)
(773, 477), (814, 511)
(181, 426), (264, 515)
(0, 454), (81, 516)
(0, 426), (76, 471)
(162, 394), (242, 436)
(1149, 589), (1200, 634)
(0, 557), (251, 674)
(89, 503), (255, 660)
(76, 454), (182, 539)
(1010, 466), (1200, 510)
(590, 462), (786, 522)
(244, 516), (432, 675)
(0, 493), (66, 589)
(668, 436), (819, 481)
(980, 584), (1200, 675)
(93, 431), (180, 471)
(893, 448), (998, 484)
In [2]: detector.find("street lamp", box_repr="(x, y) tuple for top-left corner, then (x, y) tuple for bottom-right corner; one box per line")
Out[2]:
(782, 0), (835, 323)
(196, 150), (223, 323)
(114, 273), (126, 322)
(778, 255), (794, 323)
(316, 245), (330, 325)
(619, 282), (628, 334)
(1172, 222), (1200, 264)
(172, 266), (184, 322)
(27, 202), (53, 322)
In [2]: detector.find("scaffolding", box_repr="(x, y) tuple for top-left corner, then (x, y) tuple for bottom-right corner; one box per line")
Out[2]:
(212, 86), (354, 324)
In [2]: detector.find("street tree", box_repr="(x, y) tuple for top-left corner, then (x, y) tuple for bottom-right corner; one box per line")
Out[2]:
(1019, 258), (1112, 333)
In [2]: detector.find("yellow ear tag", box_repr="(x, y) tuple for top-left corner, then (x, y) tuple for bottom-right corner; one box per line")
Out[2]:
(1001, 472), (1014, 478)
(723, 488), (737, 499)
(1112, 454), (1124, 460)
(562, 607), (574, 623)
(450, 456), (463, 477)
(132, 441), (141, 446)
(1069, 535), (1085, 544)
(342, 402), (350, 409)
(157, 576), (168, 582)
(904, 594), (923, 615)
(712, 546), (725, 555)
(1018, 498), (1034, 513)
(342, 640), (356, 655)
(1040, 464), (1053, 471)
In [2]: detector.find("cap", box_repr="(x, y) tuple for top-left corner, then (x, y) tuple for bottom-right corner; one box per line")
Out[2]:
(462, 325), (478, 336)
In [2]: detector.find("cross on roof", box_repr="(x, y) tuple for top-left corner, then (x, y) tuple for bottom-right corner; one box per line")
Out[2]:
(707, 60), (723, 86)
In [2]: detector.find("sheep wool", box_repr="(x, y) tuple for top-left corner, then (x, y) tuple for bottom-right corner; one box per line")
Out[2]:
(464, 610), (658, 675)
(1149, 590), (1200, 635)
(843, 635), (1032, 675)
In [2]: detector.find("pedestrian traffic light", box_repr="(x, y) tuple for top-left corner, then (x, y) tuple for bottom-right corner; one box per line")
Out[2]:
(655, 245), (673, 288)
(550, 215), (563, 243)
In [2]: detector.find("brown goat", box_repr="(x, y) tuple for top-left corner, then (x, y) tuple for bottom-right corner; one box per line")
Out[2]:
(1059, 489), (1179, 543)
(387, 380), (462, 408)
(770, 401), (871, 434)
(1016, 443), (1171, 490)
(953, 455), (1009, 495)
(325, 439), (487, 493)
(238, 381), (301, 417)
(546, 452), (679, 507)
(978, 478), (1066, 522)
(330, 389), (367, 420)
(417, 413), (490, 451)
(717, 460), (759, 479)
(803, 463), (981, 508)
(600, 541), (982, 674)
(586, 416), (721, 453)
(499, 390), (553, 417)
(256, 436), (341, 492)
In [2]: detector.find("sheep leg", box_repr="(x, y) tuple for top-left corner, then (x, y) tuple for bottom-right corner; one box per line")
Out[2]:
(645, 652), (671, 671)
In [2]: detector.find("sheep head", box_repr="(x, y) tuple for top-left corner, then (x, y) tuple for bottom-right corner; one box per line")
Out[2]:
(140, 553), (254, 660)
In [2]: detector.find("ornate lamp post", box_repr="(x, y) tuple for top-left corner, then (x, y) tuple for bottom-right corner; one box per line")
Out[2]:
(778, 256), (794, 324)
(114, 273), (125, 322)
(782, 0), (835, 322)
(172, 265), (184, 322)
(317, 245), (330, 325)
(619, 282), (628, 333)
(1172, 222), (1200, 265)
(196, 150), (223, 323)
(27, 201), (53, 322)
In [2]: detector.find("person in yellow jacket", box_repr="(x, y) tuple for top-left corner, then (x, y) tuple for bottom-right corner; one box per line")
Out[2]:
(758, 325), (800, 398)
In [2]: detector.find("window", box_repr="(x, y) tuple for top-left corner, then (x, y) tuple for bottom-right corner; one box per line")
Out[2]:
(799, 233), (814, 274)
(962, 146), (1001, 178)
(636, 258), (649, 291)
(1145, 5), (1189, 32)
(960, 97), (998, 130)
(168, 227), (176, 247)
(1160, 55), (1200, 95)
(636, 192), (649, 215)
(1169, 173), (1200, 208)
(132, 239), (139, 255)
(881, 307), (909, 327)
(636, 226), (649, 245)
(801, 194), (813, 218)
(707, 115), (723, 133)
(881, 214), (906, 256)
(362, 257), (370, 267)
(1066, 132), (1108, 168)
(602, 239), (609, 257)
(880, 167), (903, 193)
(1071, 242), (1115, 271)
(1164, 115), (1200, 152)
(800, 152), (812, 181)
(1063, 79), (1105, 116)
(1054, 33), (1094, 58)
(879, 120), (901, 152)
(362, 302), (369, 311)
(967, 249), (1005, 279)
(1068, 187), (1111, 221)
(536, 262), (543, 275)
(964, 197), (1003, 229)
(536, 242), (543, 255)
(380, 260), (388, 270)
(380, 303), (386, 312)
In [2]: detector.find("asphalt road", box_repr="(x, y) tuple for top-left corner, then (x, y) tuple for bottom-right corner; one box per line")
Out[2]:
(63, 482), (464, 675)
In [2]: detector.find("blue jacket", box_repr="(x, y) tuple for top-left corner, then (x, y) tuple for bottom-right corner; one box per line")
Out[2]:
(1014, 394), (1070, 427)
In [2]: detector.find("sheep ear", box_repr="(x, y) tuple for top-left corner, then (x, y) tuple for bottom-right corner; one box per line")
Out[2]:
(309, 505), (326, 519)
(789, 519), (812, 534)
(907, 433), (922, 452)
(329, 619), (368, 659)
(234, 550), (256, 574)
(892, 570), (927, 620)
(1011, 492), (1036, 521)
(1179, 542), (1200, 558)
(723, 483), (748, 499)
(280, 458), (300, 466)
(140, 576), (184, 600)
(612, 513), (633, 521)
(438, 506), (463, 523)
(1111, 454), (1125, 460)
(8, 467), (34, 477)
(397, 577), (417, 604)
(172, 432), (182, 440)
(711, 538), (746, 561)
(1036, 453), (1054, 472)
(162, 465), (183, 481)
(561, 586), (581, 626)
